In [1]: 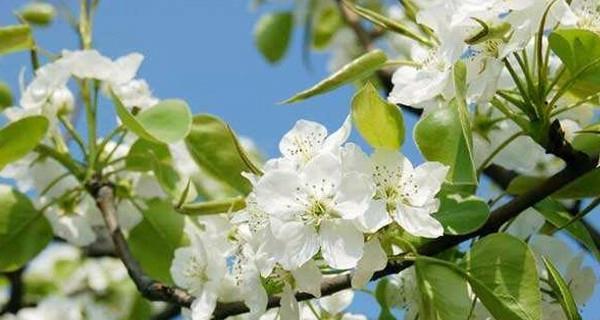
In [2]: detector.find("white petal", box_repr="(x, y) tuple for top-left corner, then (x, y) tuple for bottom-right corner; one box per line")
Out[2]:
(279, 120), (327, 162)
(566, 254), (596, 305)
(388, 66), (451, 106)
(280, 284), (300, 320)
(340, 143), (371, 175)
(291, 260), (322, 298)
(352, 238), (387, 289)
(241, 262), (268, 319)
(111, 53), (144, 84)
(394, 203), (444, 238)
(408, 162), (448, 207)
(274, 221), (320, 270)
(319, 290), (354, 315)
(254, 169), (304, 217)
(335, 172), (374, 220)
(320, 220), (364, 269)
(354, 199), (392, 233)
(190, 290), (218, 320)
(301, 152), (342, 199)
(322, 115), (352, 151)
(341, 314), (368, 320)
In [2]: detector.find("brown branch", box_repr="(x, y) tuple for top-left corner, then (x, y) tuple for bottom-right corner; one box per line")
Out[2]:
(90, 182), (194, 309)
(0, 268), (25, 315)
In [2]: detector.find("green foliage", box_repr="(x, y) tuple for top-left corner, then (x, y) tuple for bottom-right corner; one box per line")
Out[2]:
(178, 197), (246, 215)
(549, 29), (600, 89)
(374, 278), (396, 320)
(282, 50), (387, 103)
(572, 123), (600, 156)
(185, 114), (258, 195)
(0, 81), (13, 110)
(534, 199), (600, 261)
(254, 11), (293, 64)
(542, 257), (582, 320)
(351, 82), (405, 150)
(18, 2), (56, 27)
(507, 169), (600, 199)
(414, 100), (477, 189)
(312, 5), (342, 49)
(415, 258), (472, 320)
(126, 139), (172, 172)
(465, 233), (541, 320)
(0, 115), (48, 170)
(112, 92), (192, 144)
(0, 24), (34, 55)
(128, 199), (185, 284)
(0, 185), (53, 271)
(434, 193), (489, 235)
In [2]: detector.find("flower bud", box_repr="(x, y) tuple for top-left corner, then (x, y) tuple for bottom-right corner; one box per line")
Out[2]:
(50, 87), (75, 116)
(19, 2), (56, 27)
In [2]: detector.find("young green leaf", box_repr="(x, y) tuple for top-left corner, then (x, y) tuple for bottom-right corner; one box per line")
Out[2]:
(0, 185), (53, 271)
(0, 115), (49, 170)
(178, 197), (246, 216)
(465, 233), (541, 320)
(507, 168), (600, 199)
(342, 0), (432, 46)
(111, 92), (192, 144)
(434, 193), (489, 235)
(254, 11), (293, 64)
(534, 199), (600, 261)
(549, 29), (600, 86)
(0, 25), (34, 55)
(374, 278), (396, 320)
(414, 100), (477, 189)
(18, 2), (56, 27)
(282, 50), (387, 103)
(0, 81), (13, 110)
(312, 5), (342, 49)
(128, 199), (185, 284)
(542, 257), (582, 320)
(185, 114), (256, 195)
(126, 139), (172, 172)
(351, 82), (405, 150)
(415, 257), (472, 320)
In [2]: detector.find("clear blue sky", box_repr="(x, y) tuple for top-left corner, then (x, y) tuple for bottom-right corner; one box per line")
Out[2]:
(0, 1), (598, 318)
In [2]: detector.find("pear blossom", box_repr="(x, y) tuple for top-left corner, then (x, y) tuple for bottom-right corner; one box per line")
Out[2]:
(352, 238), (387, 289)
(254, 151), (373, 269)
(7, 297), (83, 320)
(170, 233), (227, 320)
(562, 0), (600, 33)
(272, 116), (351, 169)
(358, 149), (448, 238)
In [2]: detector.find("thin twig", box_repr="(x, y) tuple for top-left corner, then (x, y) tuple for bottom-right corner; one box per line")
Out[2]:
(0, 268), (25, 315)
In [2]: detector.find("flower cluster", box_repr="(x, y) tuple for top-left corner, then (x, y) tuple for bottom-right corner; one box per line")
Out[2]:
(169, 118), (448, 319)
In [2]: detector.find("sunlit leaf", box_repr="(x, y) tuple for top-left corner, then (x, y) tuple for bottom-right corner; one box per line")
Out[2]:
(282, 50), (387, 103)
(0, 25), (34, 55)
(254, 11), (293, 64)
(0, 115), (48, 170)
(542, 257), (582, 320)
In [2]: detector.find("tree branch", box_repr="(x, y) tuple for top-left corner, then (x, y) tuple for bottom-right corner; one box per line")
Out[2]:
(0, 268), (25, 315)
(90, 182), (194, 309)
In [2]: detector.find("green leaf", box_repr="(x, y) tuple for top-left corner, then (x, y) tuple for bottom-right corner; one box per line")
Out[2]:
(0, 81), (13, 110)
(312, 5), (342, 49)
(415, 257), (472, 320)
(18, 2), (56, 27)
(434, 194), (489, 235)
(414, 100), (477, 189)
(465, 233), (541, 320)
(126, 139), (172, 172)
(185, 114), (256, 194)
(342, 0), (432, 46)
(254, 11), (293, 63)
(507, 168), (600, 199)
(282, 50), (387, 103)
(534, 199), (600, 261)
(374, 278), (396, 320)
(572, 123), (600, 156)
(128, 199), (185, 283)
(0, 185), (52, 271)
(178, 197), (246, 216)
(0, 115), (49, 170)
(541, 257), (582, 320)
(549, 29), (600, 86)
(0, 25), (34, 55)
(351, 82), (404, 150)
(111, 92), (192, 144)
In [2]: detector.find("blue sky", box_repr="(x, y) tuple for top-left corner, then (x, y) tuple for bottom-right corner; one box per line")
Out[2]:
(0, 0), (598, 318)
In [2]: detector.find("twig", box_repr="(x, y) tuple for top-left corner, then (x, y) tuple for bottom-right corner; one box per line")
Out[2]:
(90, 182), (194, 308)
(0, 268), (25, 315)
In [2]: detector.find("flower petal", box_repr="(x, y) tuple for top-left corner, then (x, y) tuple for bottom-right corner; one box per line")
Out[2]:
(319, 290), (354, 314)
(274, 221), (320, 270)
(335, 172), (373, 219)
(394, 203), (444, 238)
(291, 260), (322, 298)
(322, 115), (351, 151)
(320, 220), (364, 269)
(255, 169), (303, 218)
(408, 162), (448, 207)
(352, 238), (387, 288)
(354, 199), (392, 233)
(279, 120), (327, 162)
